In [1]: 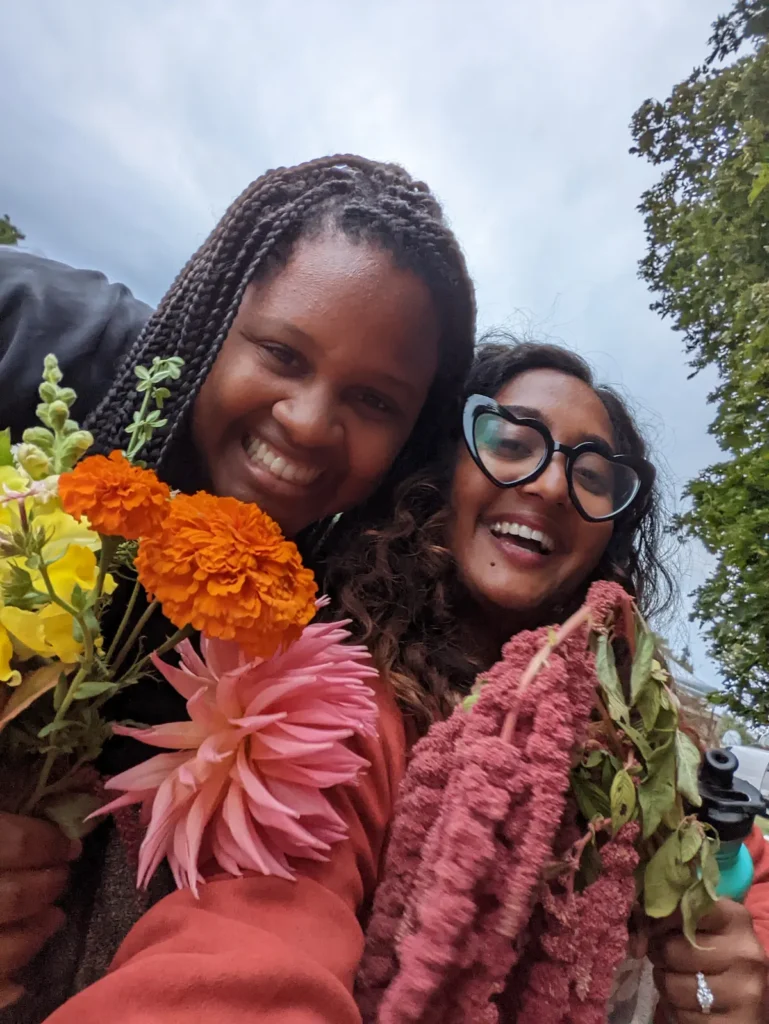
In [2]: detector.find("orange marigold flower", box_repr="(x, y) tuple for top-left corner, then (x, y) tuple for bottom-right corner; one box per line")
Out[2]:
(59, 450), (170, 540)
(135, 492), (317, 657)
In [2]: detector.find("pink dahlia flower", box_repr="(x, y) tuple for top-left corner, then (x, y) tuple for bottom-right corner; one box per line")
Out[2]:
(96, 614), (379, 895)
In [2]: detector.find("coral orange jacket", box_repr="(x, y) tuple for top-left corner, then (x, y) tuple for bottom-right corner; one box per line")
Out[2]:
(42, 672), (769, 1024)
(43, 677), (407, 1024)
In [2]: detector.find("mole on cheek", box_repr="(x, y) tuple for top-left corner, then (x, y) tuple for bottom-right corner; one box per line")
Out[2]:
(490, 561), (496, 567)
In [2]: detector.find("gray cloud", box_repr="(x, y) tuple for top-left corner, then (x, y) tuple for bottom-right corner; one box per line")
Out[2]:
(1, 0), (727, 681)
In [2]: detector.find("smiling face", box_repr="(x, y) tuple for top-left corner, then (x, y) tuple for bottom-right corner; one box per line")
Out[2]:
(450, 368), (616, 624)
(191, 228), (440, 537)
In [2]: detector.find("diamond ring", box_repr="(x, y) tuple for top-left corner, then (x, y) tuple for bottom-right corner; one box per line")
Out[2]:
(696, 972), (714, 1014)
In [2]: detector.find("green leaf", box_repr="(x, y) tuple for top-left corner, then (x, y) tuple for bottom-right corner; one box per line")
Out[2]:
(644, 830), (692, 918)
(610, 769), (637, 832)
(42, 791), (103, 839)
(679, 820), (704, 863)
(675, 732), (703, 806)
(595, 635), (629, 723)
(700, 835), (721, 900)
(636, 682), (661, 732)
(73, 681), (117, 700)
(621, 721), (653, 763)
(681, 879), (716, 947)
(630, 632), (656, 705)
(0, 428), (13, 467)
(583, 749), (604, 769)
(37, 718), (76, 739)
(572, 772), (611, 822)
(748, 163), (769, 206)
(639, 738), (677, 838)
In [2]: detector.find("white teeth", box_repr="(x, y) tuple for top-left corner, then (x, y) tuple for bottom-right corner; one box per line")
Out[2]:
(488, 520), (555, 553)
(245, 438), (321, 486)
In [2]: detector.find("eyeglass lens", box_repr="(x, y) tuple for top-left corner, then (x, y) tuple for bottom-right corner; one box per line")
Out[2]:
(474, 412), (640, 519)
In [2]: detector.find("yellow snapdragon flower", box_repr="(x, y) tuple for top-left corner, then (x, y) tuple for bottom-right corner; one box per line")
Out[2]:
(0, 469), (116, 669)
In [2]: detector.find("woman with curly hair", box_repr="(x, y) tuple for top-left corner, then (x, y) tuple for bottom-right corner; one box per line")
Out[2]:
(41, 341), (769, 1024)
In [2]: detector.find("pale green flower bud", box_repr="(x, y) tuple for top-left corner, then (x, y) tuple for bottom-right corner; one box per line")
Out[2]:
(47, 401), (69, 431)
(61, 430), (94, 465)
(22, 426), (54, 451)
(14, 443), (53, 480)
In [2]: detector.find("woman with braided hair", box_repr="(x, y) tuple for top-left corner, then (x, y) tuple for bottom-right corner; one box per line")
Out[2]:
(42, 340), (768, 1024)
(0, 154), (476, 1021)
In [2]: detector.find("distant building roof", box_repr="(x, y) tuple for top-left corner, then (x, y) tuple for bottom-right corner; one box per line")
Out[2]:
(672, 664), (720, 701)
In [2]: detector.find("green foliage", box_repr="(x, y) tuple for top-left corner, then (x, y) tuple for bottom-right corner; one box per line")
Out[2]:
(0, 214), (24, 246)
(631, 0), (769, 725)
(571, 609), (716, 935)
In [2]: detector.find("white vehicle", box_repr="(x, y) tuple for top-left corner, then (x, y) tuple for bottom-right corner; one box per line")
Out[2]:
(724, 744), (769, 805)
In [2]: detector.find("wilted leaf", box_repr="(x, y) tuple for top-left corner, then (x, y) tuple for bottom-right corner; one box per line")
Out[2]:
(639, 738), (677, 837)
(0, 664), (63, 731)
(644, 831), (691, 918)
(595, 635), (629, 723)
(630, 633), (656, 705)
(43, 791), (103, 839)
(675, 732), (702, 806)
(636, 681), (661, 732)
(700, 835), (721, 900)
(622, 721), (653, 763)
(679, 820), (704, 863)
(583, 749), (604, 769)
(572, 773), (611, 822)
(681, 879), (717, 947)
(610, 769), (637, 832)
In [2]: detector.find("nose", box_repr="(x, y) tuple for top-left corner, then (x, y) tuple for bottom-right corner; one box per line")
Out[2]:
(271, 384), (341, 449)
(519, 452), (569, 506)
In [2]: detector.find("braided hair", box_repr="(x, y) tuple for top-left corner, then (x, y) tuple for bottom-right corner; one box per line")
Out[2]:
(85, 156), (476, 539)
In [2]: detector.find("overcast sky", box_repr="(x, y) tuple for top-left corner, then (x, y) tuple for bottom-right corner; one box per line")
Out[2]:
(1, 0), (728, 683)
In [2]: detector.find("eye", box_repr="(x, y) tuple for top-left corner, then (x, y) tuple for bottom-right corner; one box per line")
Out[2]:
(258, 342), (306, 374)
(352, 388), (398, 418)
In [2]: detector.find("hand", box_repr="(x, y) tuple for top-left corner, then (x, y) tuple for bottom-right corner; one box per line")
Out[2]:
(0, 813), (80, 1009)
(649, 899), (768, 1024)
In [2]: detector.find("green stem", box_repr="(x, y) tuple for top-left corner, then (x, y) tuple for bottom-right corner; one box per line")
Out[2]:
(36, 558), (95, 667)
(105, 578), (141, 664)
(110, 600), (160, 675)
(36, 559), (80, 619)
(119, 624), (193, 682)
(96, 536), (120, 599)
(21, 663), (88, 813)
(125, 389), (153, 462)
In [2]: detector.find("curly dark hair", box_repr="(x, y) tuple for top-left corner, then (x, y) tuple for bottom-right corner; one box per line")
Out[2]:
(320, 338), (676, 732)
(84, 155), (476, 547)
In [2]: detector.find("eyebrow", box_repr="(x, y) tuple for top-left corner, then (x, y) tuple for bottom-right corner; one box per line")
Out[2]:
(503, 403), (615, 451)
(242, 317), (419, 397)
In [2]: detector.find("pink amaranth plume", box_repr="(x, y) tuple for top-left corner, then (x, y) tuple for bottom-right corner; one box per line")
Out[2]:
(93, 613), (379, 896)
(356, 580), (638, 1024)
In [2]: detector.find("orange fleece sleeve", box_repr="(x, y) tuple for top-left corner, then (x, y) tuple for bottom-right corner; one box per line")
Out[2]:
(745, 823), (769, 954)
(43, 678), (406, 1024)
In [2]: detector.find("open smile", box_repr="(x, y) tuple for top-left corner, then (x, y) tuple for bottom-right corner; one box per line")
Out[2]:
(241, 436), (324, 494)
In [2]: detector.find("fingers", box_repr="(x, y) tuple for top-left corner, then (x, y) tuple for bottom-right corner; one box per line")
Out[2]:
(655, 965), (766, 1021)
(0, 866), (69, 926)
(0, 814), (81, 871)
(649, 919), (766, 976)
(0, 907), (65, 977)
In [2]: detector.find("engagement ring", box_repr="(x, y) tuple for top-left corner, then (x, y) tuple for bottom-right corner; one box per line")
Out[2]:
(696, 972), (714, 1015)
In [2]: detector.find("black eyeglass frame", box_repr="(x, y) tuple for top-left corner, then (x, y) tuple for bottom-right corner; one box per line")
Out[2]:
(462, 393), (656, 523)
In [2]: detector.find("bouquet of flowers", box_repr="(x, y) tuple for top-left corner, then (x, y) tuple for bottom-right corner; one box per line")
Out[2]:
(0, 355), (378, 893)
(356, 580), (716, 1024)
